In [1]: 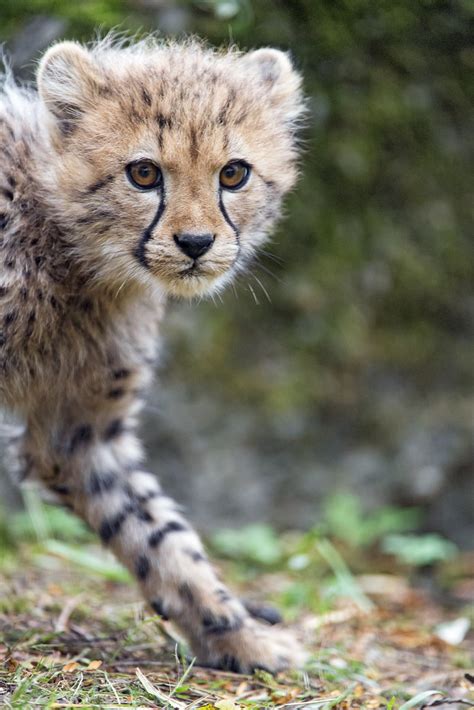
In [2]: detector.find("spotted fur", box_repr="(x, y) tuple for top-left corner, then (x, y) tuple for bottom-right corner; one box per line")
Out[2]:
(0, 36), (305, 673)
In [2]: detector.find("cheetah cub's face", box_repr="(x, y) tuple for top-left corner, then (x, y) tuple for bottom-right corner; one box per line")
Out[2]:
(38, 41), (303, 298)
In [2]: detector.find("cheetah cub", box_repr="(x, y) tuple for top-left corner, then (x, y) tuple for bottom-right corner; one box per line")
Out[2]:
(0, 38), (305, 673)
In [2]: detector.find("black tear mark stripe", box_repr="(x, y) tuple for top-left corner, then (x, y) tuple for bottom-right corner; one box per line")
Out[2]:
(218, 189), (239, 241)
(148, 520), (188, 548)
(134, 190), (166, 269)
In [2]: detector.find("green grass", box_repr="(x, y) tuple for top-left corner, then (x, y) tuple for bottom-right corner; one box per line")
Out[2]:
(0, 494), (473, 708)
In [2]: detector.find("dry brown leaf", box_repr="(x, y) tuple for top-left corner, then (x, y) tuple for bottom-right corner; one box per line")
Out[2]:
(86, 659), (102, 671)
(62, 661), (79, 672)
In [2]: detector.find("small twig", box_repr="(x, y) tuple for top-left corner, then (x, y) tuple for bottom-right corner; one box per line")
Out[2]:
(55, 594), (85, 632)
(420, 701), (474, 709)
(135, 666), (186, 709)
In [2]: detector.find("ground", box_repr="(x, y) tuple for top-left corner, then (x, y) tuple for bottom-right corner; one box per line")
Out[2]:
(0, 497), (473, 709)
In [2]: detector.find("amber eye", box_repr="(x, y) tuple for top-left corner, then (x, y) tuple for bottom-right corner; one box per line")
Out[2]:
(219, 161), (250, 190)
(126, 160), (162, 190)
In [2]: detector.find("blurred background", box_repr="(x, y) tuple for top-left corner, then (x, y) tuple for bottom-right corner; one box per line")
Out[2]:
(0, 0), (473, 549)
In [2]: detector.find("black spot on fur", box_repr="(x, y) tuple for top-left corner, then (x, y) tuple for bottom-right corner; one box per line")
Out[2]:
(50, 295), (59, 309)
(5, 258), (15, 268)
(0, 286), (9, 297)
(108, 388), (125, 399)
(49, 484), (70, 496)
(216, 588), (232, 603)
(151, 598), (168, 620)
(135, 506), (154, 523)
(4, 311), (16, 326)
(87, 174), (115, 194)
(134, 488), (161, 504)
(1, 189), (13, 201)
(156, 113), (173, 130)
(141, 87), (152, 107)
(112, 368), (131, 380)
(148, 520), (188, 548)
(135, 554), (151, 580)
(103, 418), (124, 441)
(34, 256), (44, 268)
(0, 332), (6, 347)
(80, 298), (93, 313)
(244, 600), (282, 626)
(186, 550), (206, 562)
(0, 213), (8, 229)
(68, 424), (93, 453)
(202, 611), (243, 635)
(217, 88), (236, 125)
(220, 655), (242, 673)
(26, 310), (36, 336)
(86, 470), (116, 495)
(178, 583), (195, 604)
(99, 502), (135, 543)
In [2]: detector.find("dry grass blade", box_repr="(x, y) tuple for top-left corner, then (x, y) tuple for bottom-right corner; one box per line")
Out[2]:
(135, 666), (186, 708)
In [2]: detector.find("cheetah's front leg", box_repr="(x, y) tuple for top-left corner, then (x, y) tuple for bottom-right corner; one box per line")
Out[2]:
(23, 398), (304, 674)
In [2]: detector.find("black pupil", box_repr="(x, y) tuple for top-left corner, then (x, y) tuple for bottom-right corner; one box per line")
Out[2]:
(139, 165), (152, 179)
(225, 166), (237, 178)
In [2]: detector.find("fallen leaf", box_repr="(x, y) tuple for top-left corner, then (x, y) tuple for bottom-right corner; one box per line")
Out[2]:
(86, 659), (102, 671)
(62, 661), (79, 672)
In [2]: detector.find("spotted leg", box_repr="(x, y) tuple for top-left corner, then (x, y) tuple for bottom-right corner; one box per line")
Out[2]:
(18, 389), (304, 674)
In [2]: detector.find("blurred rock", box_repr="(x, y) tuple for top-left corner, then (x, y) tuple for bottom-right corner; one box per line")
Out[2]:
(7, 16), (67, 77)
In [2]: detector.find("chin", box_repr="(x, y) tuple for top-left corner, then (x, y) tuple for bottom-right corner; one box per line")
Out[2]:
(156, 268), (237, 300)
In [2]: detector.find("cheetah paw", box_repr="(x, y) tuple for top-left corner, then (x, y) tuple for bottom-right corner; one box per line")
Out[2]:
(196, 618), (306, 675)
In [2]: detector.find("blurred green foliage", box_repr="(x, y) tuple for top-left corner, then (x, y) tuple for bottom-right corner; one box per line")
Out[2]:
(1, 0), (472, 427)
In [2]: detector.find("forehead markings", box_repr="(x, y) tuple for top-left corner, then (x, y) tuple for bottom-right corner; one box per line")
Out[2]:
(155, 113), (174, 151)
(216, 87), (237, 126)
(141, 86), (152, 107)
(189, 127), (199, 162)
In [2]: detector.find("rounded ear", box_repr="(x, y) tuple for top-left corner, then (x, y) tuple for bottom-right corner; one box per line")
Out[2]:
(244, 47), (303, 117)
(37, 41), (102, 133)
(245, 48), (294, 85)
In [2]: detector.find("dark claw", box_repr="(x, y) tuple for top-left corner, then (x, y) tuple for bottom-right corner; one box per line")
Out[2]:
(243, 599), (283, 625)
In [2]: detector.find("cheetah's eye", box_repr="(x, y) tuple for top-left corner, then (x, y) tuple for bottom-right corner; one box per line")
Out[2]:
(219, 161), (251, 191)
(126, 160), (162, 190)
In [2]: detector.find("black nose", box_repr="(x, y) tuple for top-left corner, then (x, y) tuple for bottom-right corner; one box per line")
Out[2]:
(174, 233), (215, 260)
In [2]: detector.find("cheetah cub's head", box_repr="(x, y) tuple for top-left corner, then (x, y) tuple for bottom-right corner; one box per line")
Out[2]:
(38, 39), (304, 298)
